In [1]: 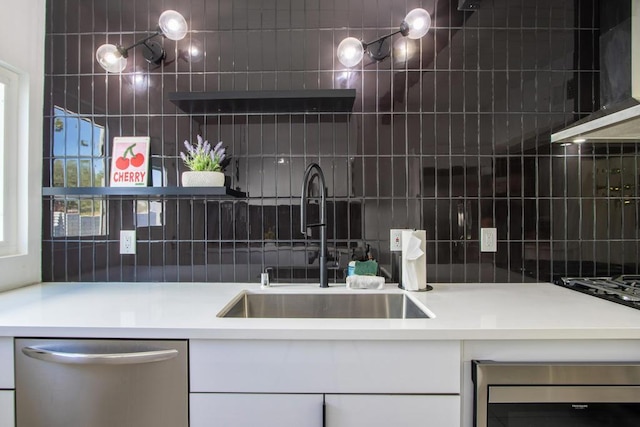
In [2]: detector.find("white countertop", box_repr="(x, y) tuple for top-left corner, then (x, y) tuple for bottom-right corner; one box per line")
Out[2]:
(0, 281), (639, 340)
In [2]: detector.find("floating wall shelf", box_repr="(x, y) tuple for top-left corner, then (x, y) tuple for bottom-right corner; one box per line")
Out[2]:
(168, 89), (356, 115)
(42, 187), (247, 198)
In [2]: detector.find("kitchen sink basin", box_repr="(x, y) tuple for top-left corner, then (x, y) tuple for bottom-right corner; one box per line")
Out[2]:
(217, 291), (431, 319)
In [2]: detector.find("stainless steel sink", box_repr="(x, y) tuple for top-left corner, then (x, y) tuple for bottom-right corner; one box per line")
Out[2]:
(217, 291), (430, 319)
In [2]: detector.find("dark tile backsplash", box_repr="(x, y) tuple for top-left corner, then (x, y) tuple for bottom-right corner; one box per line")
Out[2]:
(42, 0), (640, 284)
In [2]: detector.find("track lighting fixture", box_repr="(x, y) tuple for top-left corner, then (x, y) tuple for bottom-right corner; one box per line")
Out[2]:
(337, 8), (431, 67)
(95, 10), (188, 73)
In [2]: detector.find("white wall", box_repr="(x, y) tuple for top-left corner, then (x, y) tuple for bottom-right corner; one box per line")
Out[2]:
(0, 0), (45, 290)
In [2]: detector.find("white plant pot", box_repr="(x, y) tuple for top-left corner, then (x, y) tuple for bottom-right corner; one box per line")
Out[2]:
(181, 171), (225, 187)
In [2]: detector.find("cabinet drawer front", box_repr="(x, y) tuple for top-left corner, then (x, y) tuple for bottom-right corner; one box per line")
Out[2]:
(325, 394), (460, 427)
(190, 340), (460, 393)
(0, 338), (12, 389)
(190, 393), (323, 427)
(0, 391), (14, 427)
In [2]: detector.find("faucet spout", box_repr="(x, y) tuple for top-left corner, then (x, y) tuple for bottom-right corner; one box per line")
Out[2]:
(300, 163), (329, 288)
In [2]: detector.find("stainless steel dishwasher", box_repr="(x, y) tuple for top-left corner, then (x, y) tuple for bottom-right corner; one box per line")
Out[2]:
(15, 338), (188, 427)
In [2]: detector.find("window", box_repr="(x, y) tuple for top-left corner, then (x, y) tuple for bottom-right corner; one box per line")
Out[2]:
(0, 63), (19, 256)
(0, 0), (45, 289)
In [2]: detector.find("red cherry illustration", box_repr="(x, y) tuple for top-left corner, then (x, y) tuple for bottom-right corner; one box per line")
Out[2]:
(115, 156), (130, 170)
(130, 152), (145, 167)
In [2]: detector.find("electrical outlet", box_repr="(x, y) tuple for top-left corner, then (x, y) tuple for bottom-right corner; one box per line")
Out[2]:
(120, 230), (136, 255)
(481, 228), (497, 252)
(390, 229), (404, 252)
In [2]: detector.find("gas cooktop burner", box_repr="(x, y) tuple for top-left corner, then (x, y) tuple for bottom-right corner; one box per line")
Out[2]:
(558, 276), (640, 308)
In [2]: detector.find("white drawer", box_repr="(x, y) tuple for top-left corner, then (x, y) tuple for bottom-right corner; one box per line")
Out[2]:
(190, 340), (461, 394)
(190, 393), (323, 427)
(325, 394), (460, 427)
(0, 338), (12, 389)
(0, 391), (14, 427)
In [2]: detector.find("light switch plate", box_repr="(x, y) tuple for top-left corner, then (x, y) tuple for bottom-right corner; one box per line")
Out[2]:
(120, 230), (136, 255)
(480, 228), (497, 252)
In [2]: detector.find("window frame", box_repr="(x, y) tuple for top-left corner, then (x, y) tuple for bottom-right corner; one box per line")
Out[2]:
(0, 62), (20, 257)
(0, 0), (44, 290)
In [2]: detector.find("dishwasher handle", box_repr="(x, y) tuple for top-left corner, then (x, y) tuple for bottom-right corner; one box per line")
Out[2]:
(22, 345), (179, 365)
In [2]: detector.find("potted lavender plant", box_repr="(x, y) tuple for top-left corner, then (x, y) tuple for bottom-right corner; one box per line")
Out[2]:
(180, 135), (229, 187)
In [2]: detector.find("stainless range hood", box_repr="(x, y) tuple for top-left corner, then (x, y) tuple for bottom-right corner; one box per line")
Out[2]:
(551, 0), (640, 143)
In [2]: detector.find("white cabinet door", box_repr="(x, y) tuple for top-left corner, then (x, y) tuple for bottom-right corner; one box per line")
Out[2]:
(190, 393), (323, 427)
(325, 394), (460, 427)
(0, 391), (14, 427)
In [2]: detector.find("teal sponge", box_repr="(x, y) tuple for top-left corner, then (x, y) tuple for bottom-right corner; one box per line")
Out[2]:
(353, 260), (378, 276)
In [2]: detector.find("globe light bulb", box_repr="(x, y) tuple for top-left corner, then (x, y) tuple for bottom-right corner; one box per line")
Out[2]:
(337, 37), (364, 68)
(159, 10), (188, 41)
(403, 8), (431, 39)
(95, 44), (127, 73)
